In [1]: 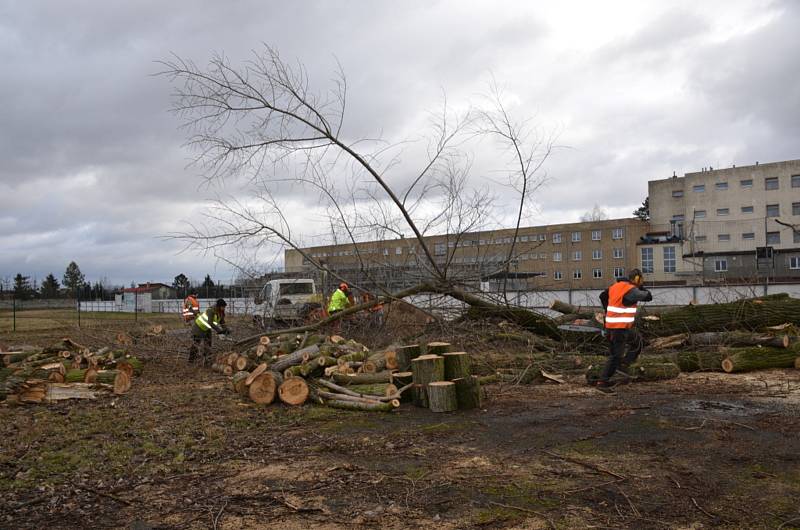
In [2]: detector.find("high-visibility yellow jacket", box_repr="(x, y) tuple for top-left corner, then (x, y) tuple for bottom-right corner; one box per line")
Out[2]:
(327, 288), (350, 312)
(193, 307), (224, 336)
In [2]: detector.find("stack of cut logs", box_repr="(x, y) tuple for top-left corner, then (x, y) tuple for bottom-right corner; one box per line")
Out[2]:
(0, 338), (142, 404)
(213, 334), (479, 413)
(547, 294), (800, 383)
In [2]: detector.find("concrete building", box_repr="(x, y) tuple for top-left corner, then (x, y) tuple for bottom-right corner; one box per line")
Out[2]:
(285, 218), (648, 293)
(643, 159), (800, 285)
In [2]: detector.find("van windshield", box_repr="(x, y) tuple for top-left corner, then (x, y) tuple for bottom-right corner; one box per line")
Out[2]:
(279, 283), (313, 295)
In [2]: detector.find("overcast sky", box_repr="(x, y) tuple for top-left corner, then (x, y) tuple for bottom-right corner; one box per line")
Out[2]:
(1, 0), (798, 288)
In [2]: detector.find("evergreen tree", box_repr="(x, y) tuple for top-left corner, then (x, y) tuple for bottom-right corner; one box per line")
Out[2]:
(173, 273), (191, 297)
(633, 197), (650, 221)
(63, 261), (86, 296)
(201, 274), (215, 298)
(40, 273), (60, 298)
(13, 273), (32, 300)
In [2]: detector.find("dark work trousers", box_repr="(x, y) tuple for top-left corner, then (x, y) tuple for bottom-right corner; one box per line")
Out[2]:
(599, 328), (643, 382)
(189, 333), (213, 365)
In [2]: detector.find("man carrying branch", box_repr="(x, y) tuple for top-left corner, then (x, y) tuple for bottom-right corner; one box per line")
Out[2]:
(595, 268), (652, 393)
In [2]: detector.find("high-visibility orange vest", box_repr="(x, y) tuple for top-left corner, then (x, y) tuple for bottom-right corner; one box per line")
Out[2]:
(605, 281), (637, 329)
(182, 296), (199, 322)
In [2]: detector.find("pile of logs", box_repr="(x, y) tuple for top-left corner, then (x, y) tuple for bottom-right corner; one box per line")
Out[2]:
(0, 338), (142, 404)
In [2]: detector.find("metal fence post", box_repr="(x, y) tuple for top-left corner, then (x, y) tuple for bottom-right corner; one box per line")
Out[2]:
(135, 286), (138, 322)
(12, 297), (16, 332)
(77, 290), (81, 328)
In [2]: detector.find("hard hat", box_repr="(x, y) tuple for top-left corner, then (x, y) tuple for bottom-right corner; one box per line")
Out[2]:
(216, 298), (227, 307)
(339, 283), (349, 291)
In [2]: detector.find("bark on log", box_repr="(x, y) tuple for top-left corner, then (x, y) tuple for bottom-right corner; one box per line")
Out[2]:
(721, 346), (799, 373)
(269, 344), (320, 373)
(426, 342), (452, 355)
(411, 354), (445, 408)
(278, 376), (309, 406)
(245, 363), (268, 386)
(323, 398), (397, 412)
(395, 345), (421, 371)
(688, 332), (789, 349)
(249, 372), (283, 404)
(332, 372), (393, 385)
(427, 381), (458, 412)
(673, 350), (727, 372)
(336, 350), (368, 363)
(344, 383), (398, 397)
(442, 352), (471, 380)
(795, 357), (800, 370)
(453, 376), (481, 410)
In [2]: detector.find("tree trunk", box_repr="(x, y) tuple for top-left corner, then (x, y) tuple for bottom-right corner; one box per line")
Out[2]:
(453, 376), (481, 410)
(278, 376), (309, 406)
(395, 345), (421, 371)
(323, 399), (397, 412)
(673, 350), (727, 372)
(332, 372), (392, 385)
(426, 342), (452, 355)
(269, 344), (320, 373)
(427, 381), (458, 412)
(245, 363), (268, 386)
(249, 371), (283, 404)
(687, 332), (789, 349)
(442, 352), (471, 380)
(721, 347), (799, 373)
(411, 354), (445, 408)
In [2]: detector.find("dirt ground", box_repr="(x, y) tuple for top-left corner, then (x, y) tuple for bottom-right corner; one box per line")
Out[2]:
(2, 317), (800, 529)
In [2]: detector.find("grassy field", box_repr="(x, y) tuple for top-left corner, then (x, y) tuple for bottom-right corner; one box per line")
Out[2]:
(0, 308), (186, 334)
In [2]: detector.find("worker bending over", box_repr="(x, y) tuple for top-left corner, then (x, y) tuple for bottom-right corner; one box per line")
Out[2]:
(596, 268), (652, 393)
(189, 298), (229, 365)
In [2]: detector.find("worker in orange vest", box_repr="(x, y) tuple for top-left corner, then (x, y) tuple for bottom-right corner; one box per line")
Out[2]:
(182, 293), (200, 323)
(595, 268), (652, 393)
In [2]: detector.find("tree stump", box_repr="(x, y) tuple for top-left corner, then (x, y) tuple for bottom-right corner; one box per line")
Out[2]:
(395, 344), (421, 371)
(278, 376), (309, 406)
(249, 371), (283, 405)
(427, 381), (458, 412)
(426, 342), (452, 355)
(411, 354), (445, 408)
(453, 376), (481, 410)
(443, 352), (471, 380)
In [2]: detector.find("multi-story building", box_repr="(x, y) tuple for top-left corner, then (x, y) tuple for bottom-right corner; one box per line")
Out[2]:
(285, 218), (648, 292)
(643, 159), (800, 285)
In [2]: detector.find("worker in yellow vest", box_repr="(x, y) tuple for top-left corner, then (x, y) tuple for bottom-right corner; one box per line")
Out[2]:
(189, 298), (229, 365)
(594, 269), (652, 393)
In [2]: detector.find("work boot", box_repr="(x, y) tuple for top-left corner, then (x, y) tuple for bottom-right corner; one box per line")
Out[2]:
(594, 381), (616, 394)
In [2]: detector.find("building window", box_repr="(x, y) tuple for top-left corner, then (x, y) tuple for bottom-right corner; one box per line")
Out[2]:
(591, 230), (601, 241)
(539, 234), (546, 241)
(573, 269), (582, 280)
(554, 271), (563, 280)
(766, 204), (780, 217)
(765, 177), (779, 190)
(592, 268), (602, 279)
(672, 214), (685, 221)
(694, 210), (706, 218)
(693, 184), (705, 193)
(396, 247), (402, 255)
(741, 205), (754, 214)
(641, 248), (654, 273)
(552, 233), (562, 243)
(695, 235), (707, 242)
(613, 267), (625, 279)
(572, 231), (581, 242)
(793, 202), (800, 216)
(767, 231), (781, 244)
(592, 249), (602, 260)
(573, 250), (582, 261)
(539, 252), (547, 260)
(612, 228), (624, 239)
(714, 259), (728, 272)
(792, 175), (800, 188)
(663, 246), (676, 273)
(716, 208), (729, 216)
(791, 257), (800, 270)
(715, 182), (728, 190)
(382, 248), (389, 256)
(742, 233), (755, 240)
(613, 248), (624, 259)
(434, 243), (446, 256)
(718, 234), (731, 242)
(553, 252), (562, 262)
(740, 179), (753, 188)
(519, 236), (528, 243)
(672, 190), (684, 198)
(795, 232), (800, 244)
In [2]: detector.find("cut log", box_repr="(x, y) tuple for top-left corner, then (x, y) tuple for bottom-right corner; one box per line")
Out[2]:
(360, 361), (377, 374)
(549, 300), (596, 319)
(332, 371), (392, 385)
(453, 376), (481, 409)
(278, 376), (309, 406)
(721, 346), (799, 373)
(84, 367), (98, 383)
(316, 390), (385, 405)
(336, 350), (369, 363)
(45, 383), (101, 402)
(631, 362), (680, 380)
(269, 344), (321, 373)
(234, 355), (253, 372)
(427, 381), (458, 412)
(259, 336), (271, 346)
(426, 342), (452, 355)
(116, 361), (135, 379)
(323, 398), (397, 412)
(48, 372), (65, 383)
(673, 350), (727, 372)
(688, 331), (789, 349)
(232, 371), (250, 396)
(245, 363), (268, 385)
(113, 371), (132, 394)
(442, 352), (471, 380)
(411, 354), (445, 408)
(648, 333), (689, 350)
(395, 344), (422, 371)
(344, 383), (398, 397)
(249, 372), (283, 404)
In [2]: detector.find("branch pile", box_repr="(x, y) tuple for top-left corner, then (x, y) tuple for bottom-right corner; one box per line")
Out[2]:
(0, 338), (142, 404)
